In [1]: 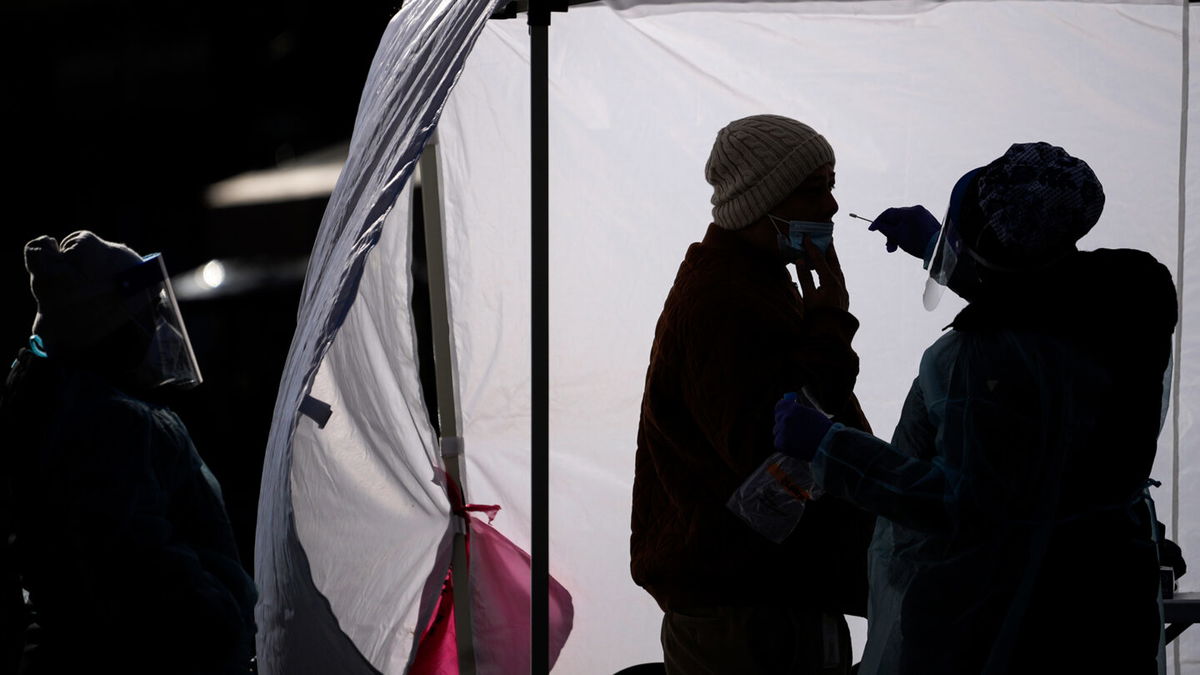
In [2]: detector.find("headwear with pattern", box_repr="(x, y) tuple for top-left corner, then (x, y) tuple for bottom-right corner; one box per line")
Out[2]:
(704, 114), (835, 231)
(975, 142), (1104, 263)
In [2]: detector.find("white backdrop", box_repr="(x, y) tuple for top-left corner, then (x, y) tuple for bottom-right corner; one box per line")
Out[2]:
(258, 1), (1199, 673)
(435, 1), (1197, 672)
(254, 2), (503, 673)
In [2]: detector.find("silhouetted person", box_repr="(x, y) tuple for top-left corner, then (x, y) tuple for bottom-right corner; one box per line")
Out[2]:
(774, 142), (1177, 674)
(632, 115), (874, 674)
(0, 232), (256, 674)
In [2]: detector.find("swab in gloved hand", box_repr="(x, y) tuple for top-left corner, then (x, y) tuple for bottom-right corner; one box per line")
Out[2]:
(858, 206), (941, 259)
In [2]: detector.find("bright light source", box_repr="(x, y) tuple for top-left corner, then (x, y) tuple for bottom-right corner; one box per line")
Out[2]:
(201, 260), (227, 288)
(205, 160), (345, 208)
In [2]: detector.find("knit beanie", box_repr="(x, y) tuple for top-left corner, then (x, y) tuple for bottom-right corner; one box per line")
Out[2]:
(705, 114), (835, 230)
(976, 142), (1104, 264)
(25, 231), (148, 356)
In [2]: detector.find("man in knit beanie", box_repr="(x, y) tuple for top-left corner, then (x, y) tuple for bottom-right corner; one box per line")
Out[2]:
(632, 115), (874, 674)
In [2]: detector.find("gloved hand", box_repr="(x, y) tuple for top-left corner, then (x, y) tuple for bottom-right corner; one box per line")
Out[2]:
(868, 206), (940, 259)
(773, 394), (833, 462)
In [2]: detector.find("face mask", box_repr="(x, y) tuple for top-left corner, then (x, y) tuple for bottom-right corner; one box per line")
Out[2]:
(769, 215), (834, 260)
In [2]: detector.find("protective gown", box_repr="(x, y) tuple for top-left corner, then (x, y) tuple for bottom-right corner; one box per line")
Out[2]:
(1, 350), (257, 674)
(812, 248), (1176, 674)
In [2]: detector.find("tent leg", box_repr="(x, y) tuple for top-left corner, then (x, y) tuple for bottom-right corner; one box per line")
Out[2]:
(1168, 3), (1189, 673)
(419, 132), (476, 675)
(529, 8), (551, 674)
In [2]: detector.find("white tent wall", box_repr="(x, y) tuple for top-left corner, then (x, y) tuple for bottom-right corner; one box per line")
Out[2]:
(434, 1), (1196, 672)
(256, 0), (1200, 673)
(289, 191), (454, 675)
(254, 1), (504, 673)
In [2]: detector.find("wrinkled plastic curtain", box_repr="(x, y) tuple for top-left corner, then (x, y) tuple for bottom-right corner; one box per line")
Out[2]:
(254, 1), (502, 673)
(436, 1), (1195, 672)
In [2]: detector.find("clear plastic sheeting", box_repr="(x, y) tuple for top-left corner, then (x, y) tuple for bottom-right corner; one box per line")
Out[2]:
(254, 1), (502, 673)
(436, 2), (1192, 672)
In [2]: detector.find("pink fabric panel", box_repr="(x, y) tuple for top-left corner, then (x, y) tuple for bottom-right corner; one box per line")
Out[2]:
(408, 570), (458, 675)
(470, 516), (574, 674)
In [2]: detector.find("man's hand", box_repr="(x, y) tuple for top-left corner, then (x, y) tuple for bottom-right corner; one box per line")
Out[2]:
(794, 239), (849, 312)
(773, 395), (833, 462)
(868, 206), (940, 259)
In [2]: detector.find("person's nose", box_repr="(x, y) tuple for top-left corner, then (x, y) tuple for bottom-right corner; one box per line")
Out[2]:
(826, 193), (839, 220)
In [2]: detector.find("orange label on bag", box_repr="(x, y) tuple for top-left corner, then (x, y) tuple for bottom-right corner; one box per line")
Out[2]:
(767, 462), (813, 501)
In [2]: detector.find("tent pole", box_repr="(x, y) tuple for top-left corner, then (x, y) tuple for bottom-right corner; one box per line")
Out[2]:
(1170, 2), (1189, 673)
(530, 2), (550, 673)
(418, 130), (477, 675)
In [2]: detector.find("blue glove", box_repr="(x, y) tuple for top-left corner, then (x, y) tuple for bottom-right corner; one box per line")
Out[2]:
(773, 393), (833, 462)
(868, 206), (940, 259)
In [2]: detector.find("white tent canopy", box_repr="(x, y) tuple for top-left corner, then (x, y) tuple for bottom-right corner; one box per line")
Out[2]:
(256, 1), (1200, 673)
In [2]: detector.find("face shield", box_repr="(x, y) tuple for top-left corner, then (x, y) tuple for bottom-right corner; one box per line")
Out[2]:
(116, 253), (203, 389)
(923, 167), (983, 311)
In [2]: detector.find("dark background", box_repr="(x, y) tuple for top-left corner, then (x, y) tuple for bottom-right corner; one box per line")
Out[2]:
(2, 0), (405, 570)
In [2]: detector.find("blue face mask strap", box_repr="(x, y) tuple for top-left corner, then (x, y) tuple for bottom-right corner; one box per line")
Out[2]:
(28, 335), (48, 358)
